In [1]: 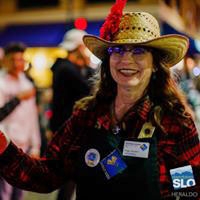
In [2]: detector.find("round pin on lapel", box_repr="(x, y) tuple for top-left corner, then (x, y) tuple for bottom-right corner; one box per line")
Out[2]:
(85, 148), (100, 167)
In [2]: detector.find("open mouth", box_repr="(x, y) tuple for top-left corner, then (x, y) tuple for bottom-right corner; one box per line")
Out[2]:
(118, 69), (139, 76)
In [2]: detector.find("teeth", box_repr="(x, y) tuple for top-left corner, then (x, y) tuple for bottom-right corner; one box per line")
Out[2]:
(119, 69), (138, 74)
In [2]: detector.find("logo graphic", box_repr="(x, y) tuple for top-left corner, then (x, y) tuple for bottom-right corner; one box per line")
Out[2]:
(107, 156), (117, 165)
(140, 143), (148, 151)
(170, 165), (196, 190)
(100, 149), (127, 179)
(85, 148), (100, 167)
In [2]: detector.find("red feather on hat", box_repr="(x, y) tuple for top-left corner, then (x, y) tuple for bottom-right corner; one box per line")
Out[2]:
(100, 0), (127, 41)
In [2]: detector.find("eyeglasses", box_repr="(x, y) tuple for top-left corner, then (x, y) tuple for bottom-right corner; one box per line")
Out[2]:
(107, 46), (151, 56)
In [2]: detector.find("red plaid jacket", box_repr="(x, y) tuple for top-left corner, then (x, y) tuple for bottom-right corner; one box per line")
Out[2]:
(0, 97), (199, 199)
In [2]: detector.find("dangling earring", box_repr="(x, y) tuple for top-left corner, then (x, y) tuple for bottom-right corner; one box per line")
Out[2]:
(152, 72), (156, 80)
(152, 66), (157, 80)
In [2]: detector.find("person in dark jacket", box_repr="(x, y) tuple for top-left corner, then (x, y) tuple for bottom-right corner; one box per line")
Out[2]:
(50, 29), (94, 200)
(50, 28), (93, 133)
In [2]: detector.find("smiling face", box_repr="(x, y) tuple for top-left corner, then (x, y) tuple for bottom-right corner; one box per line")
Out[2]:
(109, 45), (154, 92)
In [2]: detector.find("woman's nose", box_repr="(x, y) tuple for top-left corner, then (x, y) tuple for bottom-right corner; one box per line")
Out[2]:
(120, 51), (137, 63)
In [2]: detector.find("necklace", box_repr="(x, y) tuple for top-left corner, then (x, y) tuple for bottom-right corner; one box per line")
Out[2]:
(111, 101), (119, 123)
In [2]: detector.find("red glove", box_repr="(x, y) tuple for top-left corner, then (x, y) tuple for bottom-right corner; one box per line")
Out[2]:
(0, 130), (10, 154)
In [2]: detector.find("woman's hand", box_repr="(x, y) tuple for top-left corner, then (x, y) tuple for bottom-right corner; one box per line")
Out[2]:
(17, 88), (36, 101)
(0, 130), (10, 154)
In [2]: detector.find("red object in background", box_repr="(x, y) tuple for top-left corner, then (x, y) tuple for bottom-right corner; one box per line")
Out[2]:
(0, 131), (8, 154)
(74, 18), (88, 30)
(45, 109), (53, 120)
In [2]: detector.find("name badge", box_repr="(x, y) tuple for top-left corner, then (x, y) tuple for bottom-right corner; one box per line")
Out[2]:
(138, 122), (155, 139)
(122, 140), (150, 158)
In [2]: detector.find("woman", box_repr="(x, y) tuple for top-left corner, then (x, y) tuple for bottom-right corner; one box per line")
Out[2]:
(0, 0), (199, 199)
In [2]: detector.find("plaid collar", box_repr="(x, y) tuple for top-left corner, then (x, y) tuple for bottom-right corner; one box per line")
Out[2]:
(96, 95), (153, 131)
(128, 95), (153, 121)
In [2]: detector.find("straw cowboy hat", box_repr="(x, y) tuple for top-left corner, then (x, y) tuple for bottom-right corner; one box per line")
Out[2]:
(83, 2), (189, 68)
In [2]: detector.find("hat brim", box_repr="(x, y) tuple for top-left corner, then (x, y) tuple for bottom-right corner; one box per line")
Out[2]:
(83, 34), (189, 68)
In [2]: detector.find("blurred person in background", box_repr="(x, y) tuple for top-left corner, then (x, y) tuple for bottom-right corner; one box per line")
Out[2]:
(50, 29), (94, 200)
(0, 47), (36, 121)
(50, 28), (93, 133)
(172, 58), (200, 136)
(0, 42), (41, 200)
